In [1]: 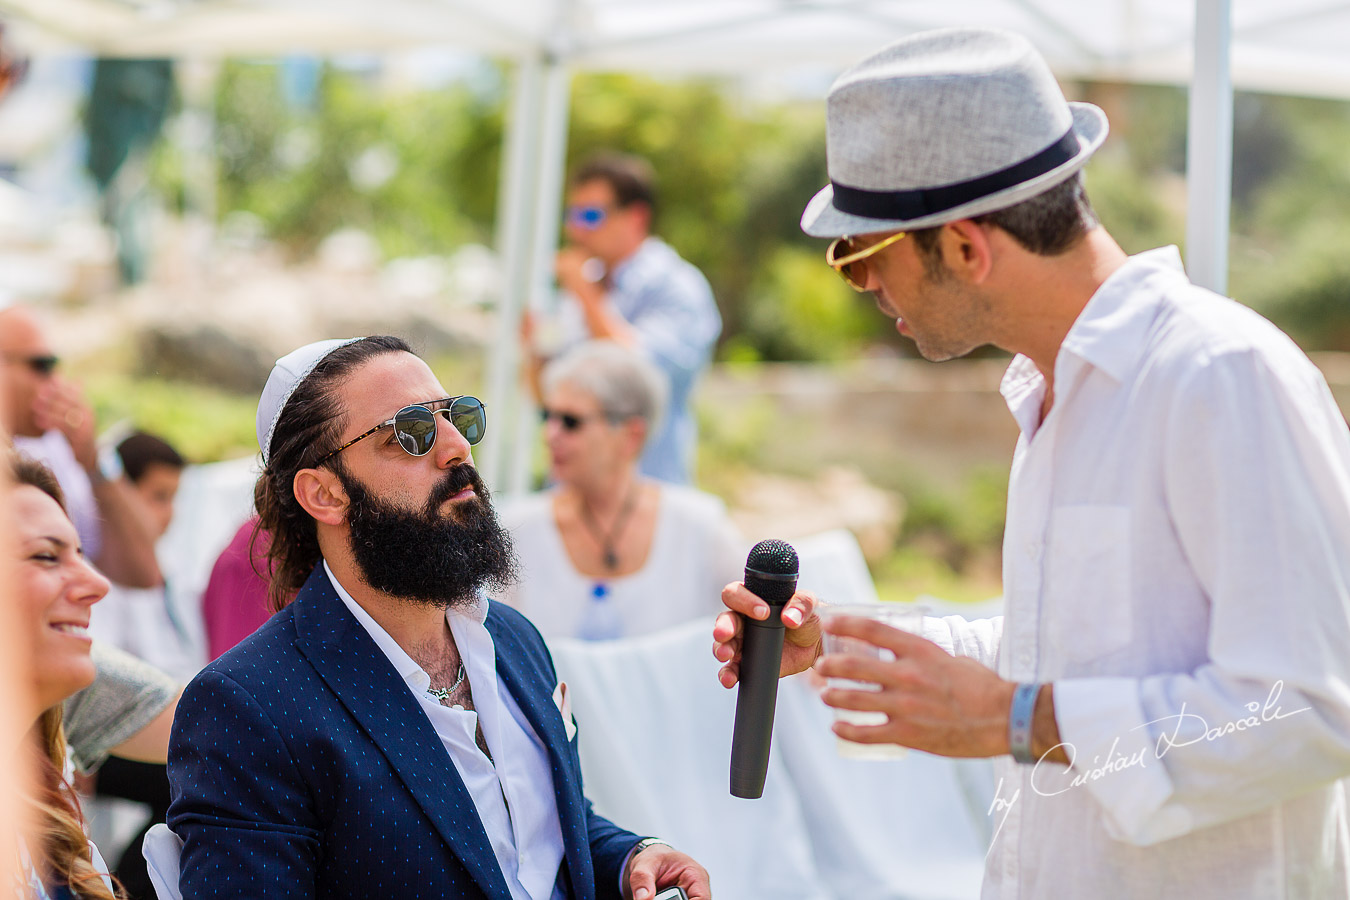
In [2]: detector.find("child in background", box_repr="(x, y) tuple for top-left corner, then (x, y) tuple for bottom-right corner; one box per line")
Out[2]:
(88, 431), (197, 679)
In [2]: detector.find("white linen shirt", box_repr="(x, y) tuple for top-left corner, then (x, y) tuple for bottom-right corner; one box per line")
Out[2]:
(326, 563), (566, 900)
(927, 246), (1350, 898)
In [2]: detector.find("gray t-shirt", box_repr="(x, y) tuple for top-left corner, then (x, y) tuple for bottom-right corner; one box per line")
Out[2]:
(63, 640), (179, 773)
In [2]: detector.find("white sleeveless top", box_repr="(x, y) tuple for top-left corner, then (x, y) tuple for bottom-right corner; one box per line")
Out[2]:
(497, 485), (745, 641)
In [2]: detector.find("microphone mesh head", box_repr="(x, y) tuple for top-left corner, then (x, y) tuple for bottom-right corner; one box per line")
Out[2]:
(747, 539), (798, 576)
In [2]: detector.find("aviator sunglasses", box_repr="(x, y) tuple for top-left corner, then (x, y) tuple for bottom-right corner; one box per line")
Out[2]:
(317, 396), (486, 465)
(826, 231), (909, 292)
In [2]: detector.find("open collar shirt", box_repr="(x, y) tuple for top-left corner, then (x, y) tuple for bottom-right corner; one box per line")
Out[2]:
(930, 246), (1350, 898)
(326, 562), (566, 900)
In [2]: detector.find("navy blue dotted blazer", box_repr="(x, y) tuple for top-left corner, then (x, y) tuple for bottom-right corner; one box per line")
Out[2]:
(167, 564), (639, 899)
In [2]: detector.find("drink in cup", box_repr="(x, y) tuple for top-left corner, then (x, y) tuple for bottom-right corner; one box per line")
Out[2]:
(818, 603), (927, 760)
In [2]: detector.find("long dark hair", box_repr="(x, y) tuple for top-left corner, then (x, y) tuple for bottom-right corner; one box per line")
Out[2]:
(253, 335), (412, 610)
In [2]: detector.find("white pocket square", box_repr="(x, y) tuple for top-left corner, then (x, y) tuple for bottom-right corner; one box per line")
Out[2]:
(552, 681), (577, 741)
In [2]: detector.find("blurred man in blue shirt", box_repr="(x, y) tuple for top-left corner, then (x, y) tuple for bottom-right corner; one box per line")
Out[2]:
(543, 153), (721, 485)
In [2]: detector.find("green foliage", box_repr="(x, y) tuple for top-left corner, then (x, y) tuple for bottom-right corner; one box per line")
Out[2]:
(861, 464), (1009, 604)
(1083, 155), (1182, 256)
(84, 375), (258, 464)
(899, 465), (1009, 555)
(1226, 94), (1350, 349)
(1117, 84), (1189, 177)
(202, 60), (504, 258)
(141, 60), (1350, 358)
(1233, 214), (1350, 349)
(1071, 86), (1350, 353)
(872, 545), (1002, 606)
(176, 64), (859, 360)
(738, 247), (879, 361)
(694, 390), (778, 474)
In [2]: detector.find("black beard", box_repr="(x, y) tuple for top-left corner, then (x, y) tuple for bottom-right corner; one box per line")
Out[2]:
(336, 461), (517, 609)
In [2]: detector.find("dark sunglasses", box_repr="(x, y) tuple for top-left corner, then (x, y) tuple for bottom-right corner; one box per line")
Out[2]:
(564, 205), (611, 230)
(318, 396), (486, 465)
(5, 354), (58, 375)
(540, 408), (608, 432)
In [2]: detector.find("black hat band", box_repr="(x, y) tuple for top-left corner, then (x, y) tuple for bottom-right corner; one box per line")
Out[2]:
(830, 128), (1079, 223)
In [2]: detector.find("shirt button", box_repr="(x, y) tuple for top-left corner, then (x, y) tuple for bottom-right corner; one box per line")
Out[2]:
(1026, 539), (1041, 557)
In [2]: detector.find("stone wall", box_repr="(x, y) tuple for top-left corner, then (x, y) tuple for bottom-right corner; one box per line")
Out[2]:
(701, 358), (1021, 493)
(701, 352), (1350, 492)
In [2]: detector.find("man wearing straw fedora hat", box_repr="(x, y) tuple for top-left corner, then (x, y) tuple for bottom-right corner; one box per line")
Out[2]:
(716, 27), (1350, 896)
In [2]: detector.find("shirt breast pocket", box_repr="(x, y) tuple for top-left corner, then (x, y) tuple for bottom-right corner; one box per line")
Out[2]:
(1044, 505), (1133, 667)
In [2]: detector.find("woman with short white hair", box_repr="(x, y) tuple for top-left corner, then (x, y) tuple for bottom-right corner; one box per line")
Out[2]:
(499, 341), (743, 640)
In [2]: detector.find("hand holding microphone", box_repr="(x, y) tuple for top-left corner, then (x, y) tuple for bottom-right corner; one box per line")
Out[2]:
(713, 569), (822, 692)
(725, 540), (823, 799)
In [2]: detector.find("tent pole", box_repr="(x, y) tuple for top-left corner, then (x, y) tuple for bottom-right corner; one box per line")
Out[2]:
(505, 49), (573, 497)
(483, 52), (545, 493)
(1185, 0), (1233, 294)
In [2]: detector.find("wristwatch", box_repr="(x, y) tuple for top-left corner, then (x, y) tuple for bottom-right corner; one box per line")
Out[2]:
(631, 838), (670, 858)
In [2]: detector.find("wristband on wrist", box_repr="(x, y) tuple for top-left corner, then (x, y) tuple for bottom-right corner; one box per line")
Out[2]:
(1009, 682), (1040, 764)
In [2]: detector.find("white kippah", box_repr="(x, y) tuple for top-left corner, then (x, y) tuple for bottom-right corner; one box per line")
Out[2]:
(256, 337), (361, 465)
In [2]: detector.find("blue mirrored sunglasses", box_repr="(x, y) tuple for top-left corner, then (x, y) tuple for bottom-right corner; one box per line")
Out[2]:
(565, 205), (610, 230)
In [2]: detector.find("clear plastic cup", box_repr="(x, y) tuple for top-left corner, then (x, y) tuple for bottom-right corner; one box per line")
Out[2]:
(818, 603), (927, 760)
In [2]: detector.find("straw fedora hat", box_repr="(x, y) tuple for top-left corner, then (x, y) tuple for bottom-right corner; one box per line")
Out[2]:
(801, 28), (1108, 238)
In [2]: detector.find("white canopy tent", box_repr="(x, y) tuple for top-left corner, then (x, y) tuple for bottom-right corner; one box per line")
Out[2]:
(0, 0), (1317, 486)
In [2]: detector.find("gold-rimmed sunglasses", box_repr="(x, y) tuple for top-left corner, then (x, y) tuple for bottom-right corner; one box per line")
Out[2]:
(826, 231), (908, 292)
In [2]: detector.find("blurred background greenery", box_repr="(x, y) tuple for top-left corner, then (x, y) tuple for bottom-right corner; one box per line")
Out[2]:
(148, 65), (1350, 357)
(84, 61), (1350, 603)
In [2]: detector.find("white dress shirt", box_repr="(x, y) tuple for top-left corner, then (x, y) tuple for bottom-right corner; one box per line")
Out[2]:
(926, 247), (1350, 898)
(326, 563), (566, 900)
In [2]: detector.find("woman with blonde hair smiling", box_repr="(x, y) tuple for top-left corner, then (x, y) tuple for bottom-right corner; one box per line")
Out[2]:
(8, 450), (118, 899)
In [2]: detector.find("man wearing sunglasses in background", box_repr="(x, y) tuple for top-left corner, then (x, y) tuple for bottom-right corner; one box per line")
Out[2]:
(168, 335), (710, 900)
(0, 301), (162, 587)
(532, 152), (721, 486)
(715, 28), (1350, 896)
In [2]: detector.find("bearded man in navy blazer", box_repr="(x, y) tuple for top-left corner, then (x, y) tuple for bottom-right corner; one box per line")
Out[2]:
(167, 335), (710, 900)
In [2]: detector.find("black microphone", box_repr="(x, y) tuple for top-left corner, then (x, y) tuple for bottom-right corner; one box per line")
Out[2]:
(730, 538), (799, 799)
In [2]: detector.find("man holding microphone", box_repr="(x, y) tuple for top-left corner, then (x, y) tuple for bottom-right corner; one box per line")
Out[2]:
(715, 28), (1350, 896)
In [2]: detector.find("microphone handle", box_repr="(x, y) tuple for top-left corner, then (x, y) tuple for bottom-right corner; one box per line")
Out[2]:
(730, 605), (786, 799)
